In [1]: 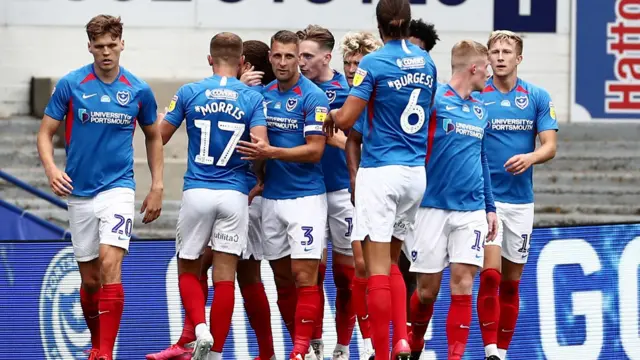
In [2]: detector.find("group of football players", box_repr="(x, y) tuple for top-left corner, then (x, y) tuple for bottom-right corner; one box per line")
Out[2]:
(37, 0), (558, 359)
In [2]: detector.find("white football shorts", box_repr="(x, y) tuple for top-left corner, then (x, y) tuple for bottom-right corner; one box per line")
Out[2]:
(67, 187), (135, 262)
(176, 188), (248, 260)
(242, 196), (264, 260)
(492, 201), (535, 264)
(353, 165), (426, 243)
(406, 207), (488, 273)
(323, 189), (354, 256)
(262, 194), (328, 261)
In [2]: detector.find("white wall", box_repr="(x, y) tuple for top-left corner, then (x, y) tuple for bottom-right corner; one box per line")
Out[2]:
(0, 27), (570, 122)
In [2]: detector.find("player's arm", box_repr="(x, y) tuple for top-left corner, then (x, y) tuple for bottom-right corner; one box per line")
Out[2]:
(482, 138), (498, 241)
(160, 90), (187, 145)
(238, 93), (328, 163)
(37, 78), (73, 196)
(346, 120), (363, 205)
(505, 90), (558, 174)
(330, 58), (374, 131)
(248, 95), (270, 183)
(138, 86), (164, 224)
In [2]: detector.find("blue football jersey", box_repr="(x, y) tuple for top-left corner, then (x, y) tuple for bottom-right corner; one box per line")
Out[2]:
(44, 64), (157, 197)
(262, 75), (329, 200)
(421, 85), (495, 212)
(316, 71), (350, 193)
(245, 84), (265, 193)
(164, 75), (267, 195)
(481, 77), (559, 204)
(349, 39), (437, 168)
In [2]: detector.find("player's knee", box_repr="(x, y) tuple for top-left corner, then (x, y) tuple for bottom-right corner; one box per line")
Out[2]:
(100, 256), (123, 284)
(449, 271), (475, 295)
(501, 259), (525, 282)
(237, 260), (262, 287)
(480, 268), (502, 289)
(416, 282), (439, 304)
(81, 274), (101, 293)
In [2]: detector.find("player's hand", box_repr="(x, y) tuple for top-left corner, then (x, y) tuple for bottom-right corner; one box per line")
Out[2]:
(323, 109), (339, 136)
(237, 133), (273, 160)
(486, 211), (498, 242)
(157, 107), (168, 122)
(140, 187), (163, 224)
(248, 182), (264, 205)
(45, 166), (73, 197)
(326, 128), (347, 148)
(240, 66), (264, 87)
(504, 153), (534, 175)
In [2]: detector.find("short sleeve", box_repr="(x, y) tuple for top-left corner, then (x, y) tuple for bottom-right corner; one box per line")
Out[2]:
(348, 54), (375, 102)
(164, 86), (188, 128)
(44, 76), (72, 121)
(249, 92), (268, 129)
(535, 88), (559, 133)
(137, 85), (158, 126)
(303, 90), (330, 137)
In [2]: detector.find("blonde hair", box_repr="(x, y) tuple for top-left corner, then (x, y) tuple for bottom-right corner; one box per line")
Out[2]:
(487, 30), (523, 55)
(340, 32), (383, 58)
(451, 40), (488, 71)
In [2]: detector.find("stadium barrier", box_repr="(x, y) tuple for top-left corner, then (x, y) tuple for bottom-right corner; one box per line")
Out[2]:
(0, 217), (638, 359)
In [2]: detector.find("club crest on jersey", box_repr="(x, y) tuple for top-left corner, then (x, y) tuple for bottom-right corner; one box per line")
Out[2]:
(78, 108), (89, 124)
(515, 95), (529, 110)
(443, 118), (455, 134)
(325, 90), (336, 104)
(286, 98), (298, 112)
(473, 105), (484, 120)
(116, 90), (131, 106)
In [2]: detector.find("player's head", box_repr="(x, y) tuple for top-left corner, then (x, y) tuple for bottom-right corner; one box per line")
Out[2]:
(408, 19), (440, 52)
(296, 25), (335, 82)
(487, 30), (523, 78)
(451, 40), (489, 92)
(241, 40), (276, 85)
(208, 32), (244, 73)
(270, 30), (300, 83)
(340, 32), (383, 87)
(376, 0), (411, 41)
(85, 15), (124, 73)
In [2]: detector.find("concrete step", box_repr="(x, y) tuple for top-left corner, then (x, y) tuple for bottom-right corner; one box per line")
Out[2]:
(534, 171), (640, 189)
(535, 203), (640, 216)
(534, 213), (640, 227)
(557, 140), (640, 153)
(535, 192), (639, 206)
(538, 154), (640, 172)
(555, 123), (640, 142)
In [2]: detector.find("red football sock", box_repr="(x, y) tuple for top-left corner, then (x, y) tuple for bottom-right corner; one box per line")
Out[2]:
(497, 280), (520, 350)
(333, 263), (356, 346)
(277, 284), (298, 339)
(292, 286), (320, 355)
(409, 291), (434, 352)
(352, 276), (371, 339)
(80, 287), (100, 349)
(478, 269), (501, 347)
(177, 275), (208, 346)
(390, 264), (408, 344)
(210, 281), (235, 352)
(367, 275), (391, 359)
(179, 273), (206, 327)
(241, 282), (275, 359)
(312, 262), (327, 340)
(446, 295), (472, 360)
(98, 283), (124, 358)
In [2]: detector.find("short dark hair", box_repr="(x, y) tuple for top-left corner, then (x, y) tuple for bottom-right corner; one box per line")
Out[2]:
(409, 19), (440, 52)
(209, 32), (243, 65)
(376, 0), (411, 39)
(85, 15), (123, 41)
(243, 40), (276, 85)
(271, 30), (300, 47)
(296, 25), (335, 52)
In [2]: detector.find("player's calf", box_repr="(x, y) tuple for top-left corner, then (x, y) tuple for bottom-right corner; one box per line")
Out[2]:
(208, 251), (239, 359)
(478, 245), (502, 359)
(447, 263), (479, 360)
(332, 251), (356, 357)
(238, 259), (275, 360)
(409, 272), (441, 355)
